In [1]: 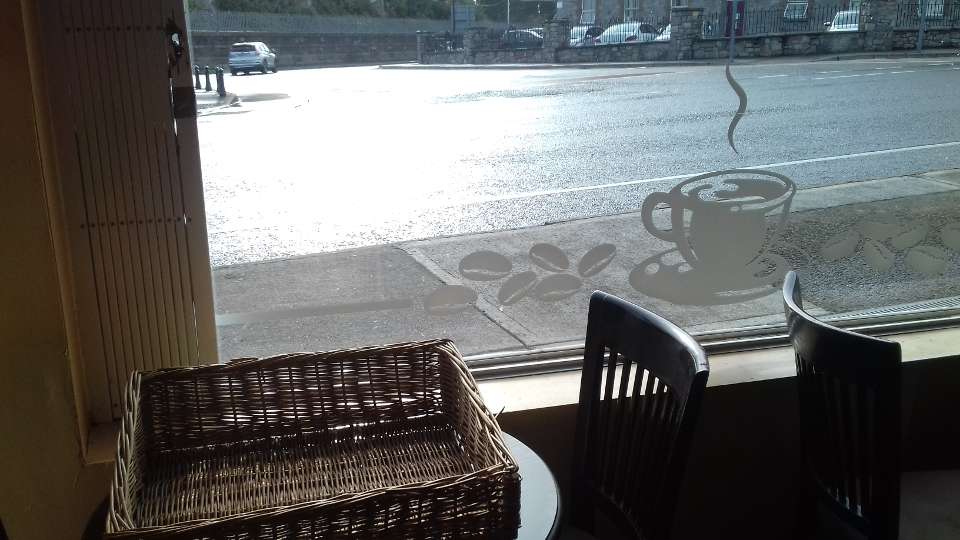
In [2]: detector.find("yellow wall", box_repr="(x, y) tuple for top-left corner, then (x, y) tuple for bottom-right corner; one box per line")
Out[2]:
(0, 2), (111, 538)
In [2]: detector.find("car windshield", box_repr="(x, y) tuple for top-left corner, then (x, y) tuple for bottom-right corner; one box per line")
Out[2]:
(230, 44), (256, 53)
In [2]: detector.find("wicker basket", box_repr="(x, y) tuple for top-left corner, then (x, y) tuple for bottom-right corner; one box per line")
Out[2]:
(105, 339), (520, 539)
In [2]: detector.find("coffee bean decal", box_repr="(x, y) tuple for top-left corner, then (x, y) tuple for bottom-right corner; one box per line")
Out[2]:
(578, 244), (616, 278)
(529, 243), (570, 272)
(821, 229), (860, 262)
(423, 243), (617, 314)
(497, 271), (539, 305)
(906, 245), (949, 276)
(819, 219), (957, 276)
(458, 251), (512, 281)
(942, 222), (960, 251)
(532, 274), (582, 302)
(424, 285), (478, 315)
(862, 239), (895, 273)
(890, 224), (928, 250)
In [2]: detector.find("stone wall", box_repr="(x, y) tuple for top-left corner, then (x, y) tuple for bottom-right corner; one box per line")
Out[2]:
(190, 31), (419, 68)
(420, 3), (960, 65)
(892, 27), (960, 48)
(558, 41), (674, 61)
(692, 30), (865, 58)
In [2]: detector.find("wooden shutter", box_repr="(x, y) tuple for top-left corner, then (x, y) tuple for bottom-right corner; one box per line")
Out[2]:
(37, 0), (217, 423)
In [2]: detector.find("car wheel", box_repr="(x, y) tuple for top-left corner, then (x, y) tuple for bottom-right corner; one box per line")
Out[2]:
(244, 70), (249, 75)
(230, 70), (238, 76)
(260, 62), (268, 74)
(271, 62), (279, 73)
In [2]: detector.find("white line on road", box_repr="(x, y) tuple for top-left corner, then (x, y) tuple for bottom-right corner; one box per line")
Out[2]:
(814, 72), (885, 80)
(889, 70), (917, 74)
(452, 141), (960, 206)
(758, 74), (789, 78)
(815, 70), (845, 74)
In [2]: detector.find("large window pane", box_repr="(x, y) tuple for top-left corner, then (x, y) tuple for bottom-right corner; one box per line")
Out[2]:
(189, 10), (960, 362)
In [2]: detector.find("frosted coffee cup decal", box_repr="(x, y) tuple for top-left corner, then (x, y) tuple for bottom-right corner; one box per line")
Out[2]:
(632, 170), (798, 305)
(628, 65), (804, 305)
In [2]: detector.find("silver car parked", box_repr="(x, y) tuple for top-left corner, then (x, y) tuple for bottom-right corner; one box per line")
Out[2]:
(229, 42), (278, 75)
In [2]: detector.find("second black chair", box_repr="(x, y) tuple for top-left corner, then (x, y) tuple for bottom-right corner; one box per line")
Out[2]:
(783, 270), (960, 540)
(567, 291), (709, 540)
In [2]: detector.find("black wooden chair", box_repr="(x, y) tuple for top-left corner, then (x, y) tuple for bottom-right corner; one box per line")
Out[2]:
(567, 291), (709, 540)
(783, 271), (960, 540)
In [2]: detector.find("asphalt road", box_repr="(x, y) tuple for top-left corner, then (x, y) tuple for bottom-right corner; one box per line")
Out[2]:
(197, 57), (960, 267)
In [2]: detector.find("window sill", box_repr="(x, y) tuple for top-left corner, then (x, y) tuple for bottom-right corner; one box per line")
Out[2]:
(84, 325), (960, 465)
(475, 325), (960, 415)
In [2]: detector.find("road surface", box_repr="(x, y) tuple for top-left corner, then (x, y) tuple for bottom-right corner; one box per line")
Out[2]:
(197, 57), (960, 267)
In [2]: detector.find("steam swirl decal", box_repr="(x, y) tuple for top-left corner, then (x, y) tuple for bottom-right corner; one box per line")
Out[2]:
(725, 64), (747, 155)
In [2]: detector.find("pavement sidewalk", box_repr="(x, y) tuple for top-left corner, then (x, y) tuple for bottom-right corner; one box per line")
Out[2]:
(213, 169), (960, 361)
(196, 90), (239, 113)
(381, 49), (960, 70)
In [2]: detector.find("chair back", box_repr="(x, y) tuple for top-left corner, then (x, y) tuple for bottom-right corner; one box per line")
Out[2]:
(572, 292), (709, 540)
(782, 271), (902, 540)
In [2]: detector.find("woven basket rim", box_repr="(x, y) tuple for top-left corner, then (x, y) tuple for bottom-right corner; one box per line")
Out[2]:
(138, 338), (458, 382)
(106, 338), (520, 538)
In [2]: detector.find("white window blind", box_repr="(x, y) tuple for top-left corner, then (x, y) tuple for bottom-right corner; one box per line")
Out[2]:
(36, 0), (217, 423)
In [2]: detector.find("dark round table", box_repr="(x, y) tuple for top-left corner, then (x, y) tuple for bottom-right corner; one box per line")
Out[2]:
(503, 432), (562, 540)
(85, 433), (561, 540)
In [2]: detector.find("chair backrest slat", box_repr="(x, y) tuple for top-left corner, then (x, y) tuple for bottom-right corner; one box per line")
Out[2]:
(572, 292), (709, 540)
(782, 271), (901, 540)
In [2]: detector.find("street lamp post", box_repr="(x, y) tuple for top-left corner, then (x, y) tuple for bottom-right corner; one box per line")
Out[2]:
(728, 0), (740, 63)
(917, 0), (926, 51)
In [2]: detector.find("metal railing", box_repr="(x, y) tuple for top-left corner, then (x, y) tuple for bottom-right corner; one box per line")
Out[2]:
(189, 10), (452, 34)
(423, 32), (465, 53)
(896, 1), (960, 28)
(703, 4), (848, 38)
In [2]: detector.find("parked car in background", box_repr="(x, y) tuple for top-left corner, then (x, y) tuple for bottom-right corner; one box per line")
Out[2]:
(228, 42), (278, 75)
(570, 24), (603, 46)
(825, 10), (859, 31)
(654, 24), (671, 41)
(596, 22), (659, 44)
(499, 29), (544, 49)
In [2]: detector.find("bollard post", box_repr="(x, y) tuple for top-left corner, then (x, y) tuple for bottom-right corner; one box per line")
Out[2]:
(194, 65), (201, 89)
(204, 65), (212, 92)
(216, 67), (226, 98)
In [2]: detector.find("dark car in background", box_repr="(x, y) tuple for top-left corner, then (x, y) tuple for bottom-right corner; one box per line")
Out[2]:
(228, 42), (278, 75)
(499, 29), (544, 49)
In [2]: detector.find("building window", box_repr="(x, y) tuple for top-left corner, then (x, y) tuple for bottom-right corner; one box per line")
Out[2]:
(581, 0), (596, 24)
(624, 0), (641, 21)
(783, 1), (809, 21)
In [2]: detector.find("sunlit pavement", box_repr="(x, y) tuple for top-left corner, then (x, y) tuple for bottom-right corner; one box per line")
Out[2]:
(197, 60), (960, 359)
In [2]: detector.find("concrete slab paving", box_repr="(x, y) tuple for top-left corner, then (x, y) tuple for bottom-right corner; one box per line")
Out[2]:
(211, 170), (960, 359)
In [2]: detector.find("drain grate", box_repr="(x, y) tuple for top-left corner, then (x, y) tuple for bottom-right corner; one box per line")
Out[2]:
(828, 296), (960, 321)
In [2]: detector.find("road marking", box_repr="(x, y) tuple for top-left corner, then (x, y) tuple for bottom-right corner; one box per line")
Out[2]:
(815, 70), (845, 74)
(889, 70), (917, 74)
(758, 74), (789, 79)
(873, 66), (899, 70)
(814, 72), (884, 80)
(450, 141), (960, 206)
